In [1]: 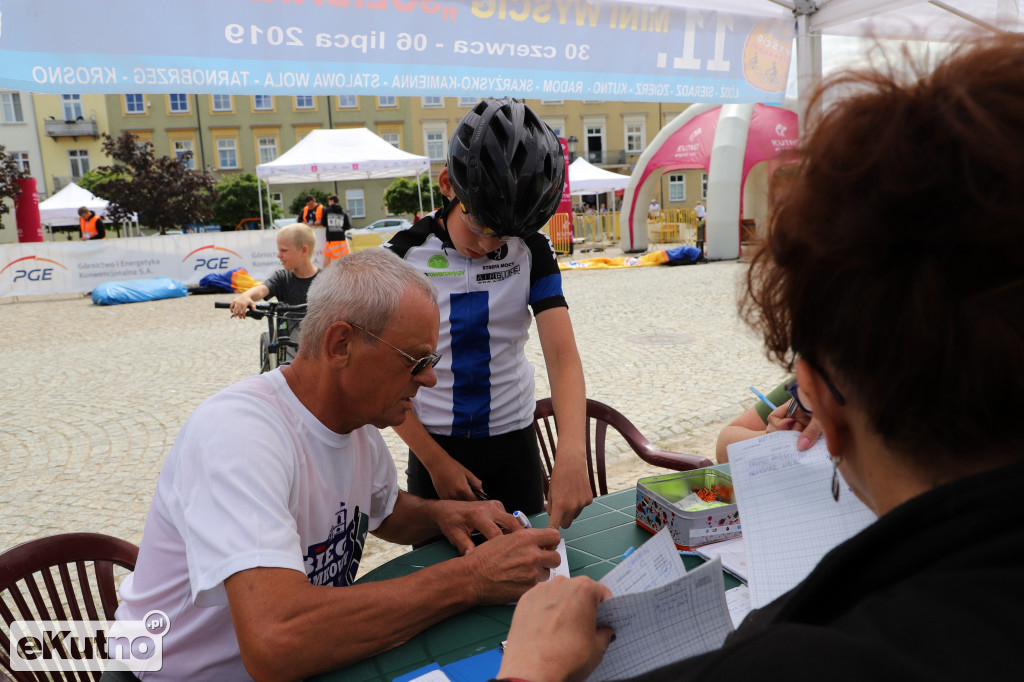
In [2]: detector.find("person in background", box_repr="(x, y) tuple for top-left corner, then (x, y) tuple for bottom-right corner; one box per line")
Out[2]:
(77, 206), (105, 240)
(323, 193), (352, 265)
(384, 97), (592, 530)
(715, 378), (823, 462)
(301, 194), (324, 226)
(497, 33), (1024, 682)
(106, 249), (561, 681)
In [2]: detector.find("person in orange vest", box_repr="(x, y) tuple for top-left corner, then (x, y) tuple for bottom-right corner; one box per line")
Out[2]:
(300, 195), (324, 226)
(77, 206), (105, 240)
(322, 194), (351, 265)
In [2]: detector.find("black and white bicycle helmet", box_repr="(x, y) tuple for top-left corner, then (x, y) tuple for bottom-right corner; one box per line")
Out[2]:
(446, 98), (565, 238)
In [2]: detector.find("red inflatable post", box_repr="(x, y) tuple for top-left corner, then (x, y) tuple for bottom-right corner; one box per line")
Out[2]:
(14, 177), (44, 243)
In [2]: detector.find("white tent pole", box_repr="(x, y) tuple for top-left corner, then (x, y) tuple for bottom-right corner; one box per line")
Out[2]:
(257, 176), (265, 229)
(795, 10), (823, 140)
(429, 169), (435, 211)
(417, 172), (425, 216)
(266, 180), (274, 228)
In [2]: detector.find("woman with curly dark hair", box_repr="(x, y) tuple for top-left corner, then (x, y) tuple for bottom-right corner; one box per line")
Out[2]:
(497, 33), (1024, 682)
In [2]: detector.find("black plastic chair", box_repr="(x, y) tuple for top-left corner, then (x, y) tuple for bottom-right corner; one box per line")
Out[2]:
(533, 397), (714, 498)
(1, 532), (139, 682)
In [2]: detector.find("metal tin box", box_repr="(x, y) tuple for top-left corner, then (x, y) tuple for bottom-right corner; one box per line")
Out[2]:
(635, 468), (741, 549)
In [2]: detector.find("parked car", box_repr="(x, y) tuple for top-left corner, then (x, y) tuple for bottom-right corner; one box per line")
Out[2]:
(362, 218), (413, 233)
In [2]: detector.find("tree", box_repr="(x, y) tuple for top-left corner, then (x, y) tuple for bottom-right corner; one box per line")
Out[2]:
(0, 146), (27, 231)
(287, 188), (331, 217)
(213, 173), (282, 230)
(77, 168), (124, 196)
(96, 132), (218, 234)
(382, 175), (443, 217)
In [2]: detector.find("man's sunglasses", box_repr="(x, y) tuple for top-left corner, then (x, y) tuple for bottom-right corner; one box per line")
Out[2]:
(347, 322), (441, 376)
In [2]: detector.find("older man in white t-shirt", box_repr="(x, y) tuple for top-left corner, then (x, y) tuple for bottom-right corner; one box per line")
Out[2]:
(108, 249), (561, 681)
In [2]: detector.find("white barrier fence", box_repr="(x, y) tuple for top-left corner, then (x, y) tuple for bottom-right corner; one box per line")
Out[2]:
(0, 230), (329, 299)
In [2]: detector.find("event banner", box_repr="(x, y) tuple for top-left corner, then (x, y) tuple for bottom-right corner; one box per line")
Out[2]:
(0, 0), (793, 104)
(0, 230), (327, 299)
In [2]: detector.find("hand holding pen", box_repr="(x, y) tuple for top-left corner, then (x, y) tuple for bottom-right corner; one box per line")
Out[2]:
(751, 385), (824, 451)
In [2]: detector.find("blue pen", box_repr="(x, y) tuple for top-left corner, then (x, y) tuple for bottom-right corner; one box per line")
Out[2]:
(621, 546), (636, 560)
(749, 386), (777, 411)
(512, 510), (532, 529)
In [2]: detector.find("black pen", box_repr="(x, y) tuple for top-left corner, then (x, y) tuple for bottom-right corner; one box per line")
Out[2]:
(471, 486), (488, 501)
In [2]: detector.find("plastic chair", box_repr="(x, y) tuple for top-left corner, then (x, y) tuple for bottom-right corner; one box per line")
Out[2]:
(1, 533), (139, 682)
(533, 397), (714, 498)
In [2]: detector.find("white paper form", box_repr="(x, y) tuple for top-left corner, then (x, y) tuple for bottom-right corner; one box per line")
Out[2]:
(725, 585), (751, 629)
(590, 558), (733, 681)
(694, 536), (748, 583)
(727, 431), (877, 608)
(599, 527), (686, 597)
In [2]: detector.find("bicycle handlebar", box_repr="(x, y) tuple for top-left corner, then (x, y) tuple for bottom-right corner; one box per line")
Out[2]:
(214, 301), (307, 321)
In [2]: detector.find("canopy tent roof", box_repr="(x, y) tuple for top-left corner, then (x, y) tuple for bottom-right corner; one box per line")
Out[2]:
(37, 182), (110, 226)
(568, 158), (632, 196)
(256, 128), (430, 185)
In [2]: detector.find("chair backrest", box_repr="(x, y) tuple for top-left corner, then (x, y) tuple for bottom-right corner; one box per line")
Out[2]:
(533, 398), (714, 499)
(1, 533), (139, 682)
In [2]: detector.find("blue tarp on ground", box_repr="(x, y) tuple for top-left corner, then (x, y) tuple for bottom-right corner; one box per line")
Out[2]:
(91, 277), (188, 305)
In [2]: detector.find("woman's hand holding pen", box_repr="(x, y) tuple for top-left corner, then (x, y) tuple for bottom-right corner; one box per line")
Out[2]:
(765, 401), (824, 451)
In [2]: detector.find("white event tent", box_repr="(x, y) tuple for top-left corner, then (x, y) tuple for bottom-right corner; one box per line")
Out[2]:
(255, 128), (432, 227)
(567, 158), (631, 196)
(38, 182), (109, 226)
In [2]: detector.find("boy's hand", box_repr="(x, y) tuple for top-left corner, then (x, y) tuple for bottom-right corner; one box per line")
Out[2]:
(229, 295), (254, 318)
(429, 458), (485, 502)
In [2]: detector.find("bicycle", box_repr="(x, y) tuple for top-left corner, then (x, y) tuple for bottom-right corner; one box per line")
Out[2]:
(215, 301), (308, 373)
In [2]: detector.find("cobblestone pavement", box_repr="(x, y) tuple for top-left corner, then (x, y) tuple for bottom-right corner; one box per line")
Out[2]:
(0, 256), (787, 577)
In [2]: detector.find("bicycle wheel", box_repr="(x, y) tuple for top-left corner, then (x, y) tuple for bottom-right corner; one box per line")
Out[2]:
(259, 332), (273, 374)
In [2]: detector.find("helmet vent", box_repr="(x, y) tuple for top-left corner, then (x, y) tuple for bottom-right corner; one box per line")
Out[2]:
(510, 143), (528, 177)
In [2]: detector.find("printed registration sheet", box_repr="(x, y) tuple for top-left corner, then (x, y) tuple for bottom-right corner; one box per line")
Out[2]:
(589, 528), (733, 681)
(727, 431), (877, 608)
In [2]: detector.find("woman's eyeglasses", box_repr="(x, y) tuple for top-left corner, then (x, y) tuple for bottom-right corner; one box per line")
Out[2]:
(784, 359), (847, 416)
(347, 322), (441, 376)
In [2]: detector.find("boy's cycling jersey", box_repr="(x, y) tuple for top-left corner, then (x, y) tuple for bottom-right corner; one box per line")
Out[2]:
(385, 216), (566, 438)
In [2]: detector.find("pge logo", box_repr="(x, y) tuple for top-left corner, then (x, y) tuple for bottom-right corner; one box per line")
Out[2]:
(10, 610), (170, 674)
(0, 255), (68, 282)
(183, 245), (242, 271)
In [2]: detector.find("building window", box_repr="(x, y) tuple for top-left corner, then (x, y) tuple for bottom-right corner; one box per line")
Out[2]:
(169, 94), (190, 113)
(378, 96), (397, 108)
(669, 174), (686, 202)
(542, 118), (564, 137)
(585, 124), (604, 164)
(0, 93), (23, 123)
(173, 140), (196, 170)
(9, 152), (30, 174)
(625, 121), (645, 153)
(124, 94), (145, 115)
(271, 192), (283, 211)
(217, 138), (239, 169)
(257, 136), (278, 164)
(702, 172), (708, 200)
(458, 97), (478, 107)
(381, 132), (400, 148)
(295, 95), (315, 110)
(540, 99), (563, 105)
(62, 94), (83, 120)
(68, 149), (90, 180)
(337, 95), (357, 109)
(253, 95), (274, 111)
(424, 126), (447, 161)
(345, 189), (365, 218)
(212, 94), (233, 112)
(422, 96), (443, 108)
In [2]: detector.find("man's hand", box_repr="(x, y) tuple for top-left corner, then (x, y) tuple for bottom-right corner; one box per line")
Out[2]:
(432, 499), (516, 555)
(460, 528), (563, 604)
(498, 576), (614, 682)
(546, 454), (593, 529)
(428, 457), (484, 502)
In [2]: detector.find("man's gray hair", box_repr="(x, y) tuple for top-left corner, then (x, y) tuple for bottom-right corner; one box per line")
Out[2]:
(299, 249), (437, 359)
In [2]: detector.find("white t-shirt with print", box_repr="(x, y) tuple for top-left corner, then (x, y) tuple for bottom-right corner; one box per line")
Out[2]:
(114, 369), (399, 680)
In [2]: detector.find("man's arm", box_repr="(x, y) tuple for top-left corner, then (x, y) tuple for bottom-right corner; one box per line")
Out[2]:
(391, 411), (483, 502)
(535, 306), (592, 529)
(225, 517), (561, 680)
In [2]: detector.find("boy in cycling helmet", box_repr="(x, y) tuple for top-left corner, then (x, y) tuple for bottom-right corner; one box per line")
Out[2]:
(384, 97), (592, 530)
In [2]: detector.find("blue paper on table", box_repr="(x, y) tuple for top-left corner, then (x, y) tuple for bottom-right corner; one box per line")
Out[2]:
(392, 647), (502, 682)
(91, 277), (188, 305)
